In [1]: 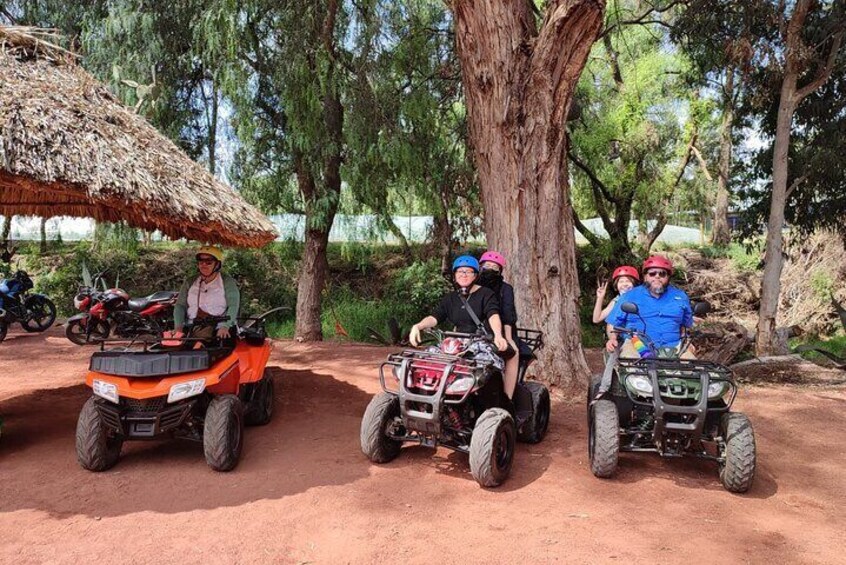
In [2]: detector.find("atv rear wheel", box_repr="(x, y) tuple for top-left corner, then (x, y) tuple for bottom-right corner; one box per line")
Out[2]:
(517, 381), (550, 444)
(470, 408), (516, 488)
(589, 399), (619, 478)
(360, 392), (402, 463)
(719, 412), (756, 493)
(203, 395), (244, 472)
(245, 371), (274, 426)
(76, 397), (123, 471)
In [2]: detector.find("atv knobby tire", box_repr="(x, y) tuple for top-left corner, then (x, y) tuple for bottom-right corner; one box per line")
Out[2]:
(76, 397), (123, 471)
(360, 392), (402, 463)
(518, 381), (550, 444)
(203, 395), (244, 472)
(719, 412), (756, 493)
(245, 371), (274, 426)
(589, 399), (619, 478)
(469, 408), (516, 488)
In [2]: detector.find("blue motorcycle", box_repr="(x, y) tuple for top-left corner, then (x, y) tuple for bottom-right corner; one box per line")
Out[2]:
(0, 269), (57, 342)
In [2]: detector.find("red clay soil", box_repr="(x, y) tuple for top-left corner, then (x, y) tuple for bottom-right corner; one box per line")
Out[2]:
(1, 326), (845, 564)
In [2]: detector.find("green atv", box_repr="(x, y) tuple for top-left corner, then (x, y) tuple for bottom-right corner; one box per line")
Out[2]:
(588, 301), (756, 493)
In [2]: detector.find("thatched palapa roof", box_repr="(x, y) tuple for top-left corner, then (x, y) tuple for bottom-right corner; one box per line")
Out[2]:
(0, 27), (277, 247)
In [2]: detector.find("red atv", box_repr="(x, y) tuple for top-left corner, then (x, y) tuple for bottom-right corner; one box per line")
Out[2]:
(360, 328), (550, 487)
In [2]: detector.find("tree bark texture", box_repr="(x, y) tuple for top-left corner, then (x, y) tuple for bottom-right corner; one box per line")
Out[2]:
(756, 0), (843, 355)
(711, 67), (734, 246)
(453, 0), (605, 387)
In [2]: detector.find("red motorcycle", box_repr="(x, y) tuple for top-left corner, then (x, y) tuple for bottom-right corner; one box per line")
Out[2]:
(66, 271), (177, 345)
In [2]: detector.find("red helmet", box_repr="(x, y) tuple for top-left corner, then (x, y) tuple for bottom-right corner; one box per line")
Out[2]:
(479, 250), (506, 269)
(642, 255), (674, 275)
(611, 265), (640, 283)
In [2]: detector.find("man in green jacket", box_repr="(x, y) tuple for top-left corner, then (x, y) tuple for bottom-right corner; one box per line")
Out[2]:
(173, 245), (240, 341)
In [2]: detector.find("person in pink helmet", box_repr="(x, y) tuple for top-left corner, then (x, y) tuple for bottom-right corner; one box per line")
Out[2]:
(592, 265), (640, 324)
(477, 250), (520, 400)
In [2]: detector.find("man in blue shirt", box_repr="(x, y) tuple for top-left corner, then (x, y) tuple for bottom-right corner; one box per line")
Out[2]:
(605, 255), (694, 358)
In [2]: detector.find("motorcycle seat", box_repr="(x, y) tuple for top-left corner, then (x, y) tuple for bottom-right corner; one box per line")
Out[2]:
(128, 291), (178, 312)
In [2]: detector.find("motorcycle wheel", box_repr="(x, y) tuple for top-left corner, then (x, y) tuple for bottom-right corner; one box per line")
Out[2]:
(22, 296), (57, 332)
(66, 318), (111, 345)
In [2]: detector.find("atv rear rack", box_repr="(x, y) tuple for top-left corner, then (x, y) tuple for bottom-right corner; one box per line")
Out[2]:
(516, 328), (543, 353)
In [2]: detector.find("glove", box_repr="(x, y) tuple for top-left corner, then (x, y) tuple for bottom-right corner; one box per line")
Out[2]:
(409, 324), (422, 347)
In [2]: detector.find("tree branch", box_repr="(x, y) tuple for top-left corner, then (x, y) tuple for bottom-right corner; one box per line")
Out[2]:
(786, 174), (807, 198)
(568, 151), (618, 205)
(690, 144), (713, 181)
(599, 0), (684, 38)
(795, 29), (845, 101)
(572, 207), (602, 247)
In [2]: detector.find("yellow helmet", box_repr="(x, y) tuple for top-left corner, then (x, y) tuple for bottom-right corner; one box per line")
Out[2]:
(196, 245), (224, 263)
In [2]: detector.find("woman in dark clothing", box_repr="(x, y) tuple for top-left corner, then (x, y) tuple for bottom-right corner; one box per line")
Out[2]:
(477, 251), (520, 399)
(409, 255), (508, 354)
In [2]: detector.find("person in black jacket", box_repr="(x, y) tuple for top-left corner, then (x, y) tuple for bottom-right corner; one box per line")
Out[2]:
(477, 251), (521, 399)
(409, 255), (508, 355)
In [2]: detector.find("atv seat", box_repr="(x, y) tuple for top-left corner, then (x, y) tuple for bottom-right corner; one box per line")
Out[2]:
(128, 290), (178, 312)
(90, 346), (232, 378)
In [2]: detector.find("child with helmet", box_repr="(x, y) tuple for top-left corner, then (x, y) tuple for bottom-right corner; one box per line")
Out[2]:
(592, 265), (640, 324)
(476, 250), (522, 400)
(409, 255), (508, 354)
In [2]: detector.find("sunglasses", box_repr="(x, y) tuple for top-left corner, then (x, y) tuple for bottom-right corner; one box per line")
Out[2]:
(645, 269), (669, 278)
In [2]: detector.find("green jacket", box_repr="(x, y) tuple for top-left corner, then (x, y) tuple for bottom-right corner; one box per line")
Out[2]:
(173, 272), (240, 330)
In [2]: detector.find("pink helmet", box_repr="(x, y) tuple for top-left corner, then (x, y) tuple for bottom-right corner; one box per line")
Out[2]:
(480, 250), (506, 269)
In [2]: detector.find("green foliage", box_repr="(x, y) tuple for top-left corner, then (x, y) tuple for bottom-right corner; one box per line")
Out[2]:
(793, 333), (846, 364)
(388, 259), (451, 313)
(809, 270), (835, 301)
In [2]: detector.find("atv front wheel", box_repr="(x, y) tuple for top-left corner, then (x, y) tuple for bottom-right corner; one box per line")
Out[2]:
(204, 395), (244, 472)
(245, 371), (275, 426)
(719, 412), (756, 493)
(470, 408), (516, 488)
(360, 392), (402, 463)
(76, 397), (123, 471)
(517, 381), (550, 444)
(589, 399), (619, 478)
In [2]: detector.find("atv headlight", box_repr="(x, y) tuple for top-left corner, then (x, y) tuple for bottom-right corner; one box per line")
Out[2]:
(626, 375), (653, 396)
(167, 378), (206, 403)
(707, 381), (729, 399)
(446, 375), (475, 395)
(92, 379), (119, 404)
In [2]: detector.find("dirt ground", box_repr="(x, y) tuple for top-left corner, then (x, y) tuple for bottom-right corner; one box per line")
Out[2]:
(1, 326), (845, 564)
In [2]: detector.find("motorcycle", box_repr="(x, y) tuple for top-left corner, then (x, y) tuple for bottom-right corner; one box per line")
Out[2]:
(65, 270), (178, 345)
(0, 269), (57, 343)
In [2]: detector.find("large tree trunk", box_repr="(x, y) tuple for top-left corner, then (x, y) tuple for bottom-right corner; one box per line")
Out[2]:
(39, 217), (47, 254)
(453, 0), (604, 387)
(0, 215), (11, 246)
(756, 0), (843, 355)
(711, 67), (734, 246)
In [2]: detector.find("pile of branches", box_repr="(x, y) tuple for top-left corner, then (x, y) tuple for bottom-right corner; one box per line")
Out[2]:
(680, 231), (846, 337)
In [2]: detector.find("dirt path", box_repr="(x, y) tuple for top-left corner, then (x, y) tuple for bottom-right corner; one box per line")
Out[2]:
(1, 326), (845, 564)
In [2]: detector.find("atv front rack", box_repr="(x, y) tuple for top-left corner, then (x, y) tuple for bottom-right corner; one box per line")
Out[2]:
(616, 357), (737, 452)
(379, 349), (487, 437)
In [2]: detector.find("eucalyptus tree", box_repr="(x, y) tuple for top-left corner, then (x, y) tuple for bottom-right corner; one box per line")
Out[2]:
(728, 0), (844, 355)
(450, 0), (606, 385)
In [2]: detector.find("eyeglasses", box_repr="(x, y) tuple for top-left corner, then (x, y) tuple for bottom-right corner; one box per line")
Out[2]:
(454, 269), (477, 276)
(645, 269), (668, 278)
(197, 258), (216, 265)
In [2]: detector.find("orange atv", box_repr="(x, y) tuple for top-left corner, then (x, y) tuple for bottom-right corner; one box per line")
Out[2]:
(75, 309), (282, 472)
